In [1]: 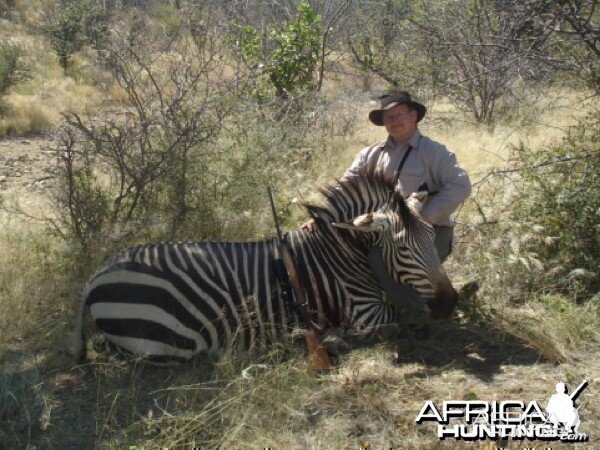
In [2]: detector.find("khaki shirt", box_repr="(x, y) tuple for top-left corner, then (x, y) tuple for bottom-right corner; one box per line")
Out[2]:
(343, 130), (471, 226)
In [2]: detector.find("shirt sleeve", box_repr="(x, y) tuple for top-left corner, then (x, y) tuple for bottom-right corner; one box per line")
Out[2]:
(420, 147), (471, 224)
(341, 146), (370, 180)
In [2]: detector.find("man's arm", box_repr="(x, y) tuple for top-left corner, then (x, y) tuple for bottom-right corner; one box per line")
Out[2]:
(420, 149), (471, 225)
(341, 146), (370, 180)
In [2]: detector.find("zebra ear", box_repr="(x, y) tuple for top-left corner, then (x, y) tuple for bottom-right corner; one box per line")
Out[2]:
(332, 212), (390, 233)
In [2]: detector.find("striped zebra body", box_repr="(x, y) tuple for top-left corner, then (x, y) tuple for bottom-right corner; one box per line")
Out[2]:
(74, 166), (457, 362)
(84, 240), (285, 361)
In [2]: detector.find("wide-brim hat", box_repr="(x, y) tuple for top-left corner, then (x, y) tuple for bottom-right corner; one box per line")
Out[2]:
(368, 90), (427, 126)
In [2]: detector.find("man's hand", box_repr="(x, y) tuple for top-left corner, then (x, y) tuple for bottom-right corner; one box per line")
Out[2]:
(301, 219), (317, 232)
(406, 190), (429, 214)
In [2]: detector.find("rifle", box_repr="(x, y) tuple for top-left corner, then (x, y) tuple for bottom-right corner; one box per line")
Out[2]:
(267, 187), (332, 371)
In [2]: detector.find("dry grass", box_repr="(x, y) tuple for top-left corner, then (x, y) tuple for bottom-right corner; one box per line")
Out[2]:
(1, 78), (599, 448)
(0, 95), (53, 136)
(0, 213), (77, 351)
(1, 0), (51, 25)
(0, 16), (102, 137)
(34, 327), (596, 449)
(0, 4), (597, 448)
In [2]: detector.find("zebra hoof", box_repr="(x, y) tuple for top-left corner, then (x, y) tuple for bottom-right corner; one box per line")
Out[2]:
(321, 335), (351, 356)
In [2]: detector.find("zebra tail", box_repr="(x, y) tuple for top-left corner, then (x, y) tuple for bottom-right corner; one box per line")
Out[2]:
(72, 286), (89, 362)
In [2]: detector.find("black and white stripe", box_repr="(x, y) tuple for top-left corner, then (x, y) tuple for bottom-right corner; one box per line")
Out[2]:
(74, 166), (455, 362)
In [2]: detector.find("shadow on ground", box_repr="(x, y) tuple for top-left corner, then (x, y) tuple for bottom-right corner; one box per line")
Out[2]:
(1, 317), (550, 449)
(389, 320), (548, 382)
(0, 346), (224, 449)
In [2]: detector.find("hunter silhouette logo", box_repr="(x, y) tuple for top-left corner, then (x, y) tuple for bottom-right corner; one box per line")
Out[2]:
(546, 380), (587, 434)
(416, 379), (589, 442)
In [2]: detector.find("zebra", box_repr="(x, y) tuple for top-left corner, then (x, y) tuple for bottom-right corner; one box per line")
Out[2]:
(73, 166), (458, 363)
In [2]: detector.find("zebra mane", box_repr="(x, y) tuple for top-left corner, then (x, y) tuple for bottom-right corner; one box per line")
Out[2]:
(304, 164), (415, 227)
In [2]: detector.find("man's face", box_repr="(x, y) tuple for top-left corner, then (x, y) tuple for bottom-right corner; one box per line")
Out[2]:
(382, 103), (418, 143)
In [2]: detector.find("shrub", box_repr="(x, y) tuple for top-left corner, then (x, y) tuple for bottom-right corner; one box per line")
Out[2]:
(49, 21), (234, 263)
(0, 40), (29, 100)
(48, 0), (108, 71)
(450, 109), (599, 361)
(229, 2), (322, 100)
(510, 110), (600, 300)
(456, 109), (599, 302)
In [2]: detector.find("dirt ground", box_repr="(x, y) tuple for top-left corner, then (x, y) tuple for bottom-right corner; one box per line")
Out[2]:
(0, 134), (60, 214)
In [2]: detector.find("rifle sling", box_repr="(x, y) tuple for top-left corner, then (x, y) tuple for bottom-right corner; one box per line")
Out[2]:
(396, 144), (413, 175)
(280, 243), (324, 333)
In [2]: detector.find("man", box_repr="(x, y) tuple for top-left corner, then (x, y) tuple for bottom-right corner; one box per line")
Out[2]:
(303, 90), (471, 318)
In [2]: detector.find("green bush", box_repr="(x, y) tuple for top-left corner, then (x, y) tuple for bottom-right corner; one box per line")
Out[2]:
(230, 2), (322, 100)
(449, 110), (599, 361)
(0, 40), (29, 99)
(456, 110), (599, 304)
(48, 0), (108, 71)
(510, 110), (600, 300)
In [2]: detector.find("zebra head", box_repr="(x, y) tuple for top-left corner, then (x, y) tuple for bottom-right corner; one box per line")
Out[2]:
(306, 166), (458, 320)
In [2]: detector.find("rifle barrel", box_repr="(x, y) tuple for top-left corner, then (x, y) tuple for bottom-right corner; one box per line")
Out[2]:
(267, 186), (283, 240)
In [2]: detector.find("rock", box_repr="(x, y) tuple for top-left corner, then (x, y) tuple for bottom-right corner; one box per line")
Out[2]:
(467, 352), (486, 362)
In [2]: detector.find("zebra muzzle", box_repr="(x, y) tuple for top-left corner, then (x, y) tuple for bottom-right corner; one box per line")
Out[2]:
(428, 273), (459, 320)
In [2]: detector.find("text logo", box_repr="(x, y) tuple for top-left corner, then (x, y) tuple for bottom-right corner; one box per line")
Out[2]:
(415, 379), (589, 442)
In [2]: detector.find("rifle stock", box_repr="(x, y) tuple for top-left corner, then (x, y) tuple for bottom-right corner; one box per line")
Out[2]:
(305, 329), (333, 370)
(281, 243), (332, 370)
(267, 187), (332, 371)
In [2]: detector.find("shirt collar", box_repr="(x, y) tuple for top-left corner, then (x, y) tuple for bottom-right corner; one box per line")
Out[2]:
(385, 129), (421, 150)
(408, 129), (422, 149)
